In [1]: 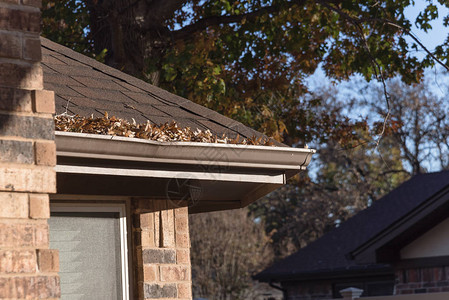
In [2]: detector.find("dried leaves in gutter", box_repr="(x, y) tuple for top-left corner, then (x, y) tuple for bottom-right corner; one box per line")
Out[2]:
(54, 113), (275, 146)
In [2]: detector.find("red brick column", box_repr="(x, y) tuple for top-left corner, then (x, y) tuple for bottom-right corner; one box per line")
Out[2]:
(133, 200), (192, 300)
(0, 0), (59, 298)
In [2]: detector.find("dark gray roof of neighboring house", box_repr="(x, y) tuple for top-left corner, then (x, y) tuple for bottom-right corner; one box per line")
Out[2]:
(41, 37), (272, 143)
(255, 170), (449, 282)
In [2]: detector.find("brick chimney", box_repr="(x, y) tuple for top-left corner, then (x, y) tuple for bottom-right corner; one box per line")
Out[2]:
(0, 0), (59, 298)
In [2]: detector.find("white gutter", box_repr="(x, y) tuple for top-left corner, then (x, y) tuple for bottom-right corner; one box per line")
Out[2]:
(55, 131), (315, 172)
(55, 132), (315, 212)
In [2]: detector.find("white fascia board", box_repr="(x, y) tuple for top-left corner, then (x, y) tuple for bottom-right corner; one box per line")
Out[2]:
(55, 165), (286, 184)
(55, 131), (315, 172)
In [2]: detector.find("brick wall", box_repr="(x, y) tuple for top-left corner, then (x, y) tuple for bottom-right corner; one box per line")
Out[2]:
(395, 266), (449, 294)
(282, 280), (333, 300)
(133, 200), (192, 300)
(0, 0), (59, 298)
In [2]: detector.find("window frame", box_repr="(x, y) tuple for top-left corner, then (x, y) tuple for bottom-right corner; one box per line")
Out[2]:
(50, 200), (131, 300)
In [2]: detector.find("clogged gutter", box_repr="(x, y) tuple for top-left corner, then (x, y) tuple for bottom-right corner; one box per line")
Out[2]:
(54, 113), (275, 146)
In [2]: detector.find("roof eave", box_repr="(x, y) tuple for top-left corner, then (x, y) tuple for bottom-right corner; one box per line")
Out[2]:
(254, 265), (394, 283)
(55, 132), (315, 213)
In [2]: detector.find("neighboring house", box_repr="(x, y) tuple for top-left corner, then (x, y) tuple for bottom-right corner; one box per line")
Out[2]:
(255, 171), (449, 299)
(0, 3), (314, 299)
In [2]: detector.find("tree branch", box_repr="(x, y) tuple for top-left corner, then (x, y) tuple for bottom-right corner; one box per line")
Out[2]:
(118, 0), (185, 20)
(381, 21), (449, 72)
(171, 0), (305, 41)
(146, 0), (187, 22)
(374, 169), (410, 182)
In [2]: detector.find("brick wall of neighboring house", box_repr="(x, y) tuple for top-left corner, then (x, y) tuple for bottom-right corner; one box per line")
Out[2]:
(0, 0), (60, 298)
(395, 266), (449, 294)
(282, 281), (333, 300)
(133, 199), (192, 300)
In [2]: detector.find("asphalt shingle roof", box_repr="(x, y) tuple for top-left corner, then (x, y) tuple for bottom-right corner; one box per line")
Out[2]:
(255, 170), (449, 282)
(41, 37), (274, 143)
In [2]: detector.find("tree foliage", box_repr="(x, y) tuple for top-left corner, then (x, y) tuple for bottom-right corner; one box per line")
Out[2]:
(252, 138), (408, 257)
(250, 85), (408, 257)
(42, 1), (92, 56)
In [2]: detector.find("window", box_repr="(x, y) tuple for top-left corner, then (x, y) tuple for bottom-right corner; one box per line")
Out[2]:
(49, 203), (130, 300)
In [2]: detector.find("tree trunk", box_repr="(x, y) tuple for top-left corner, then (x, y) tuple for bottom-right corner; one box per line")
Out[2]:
(87, 0), (178, 81)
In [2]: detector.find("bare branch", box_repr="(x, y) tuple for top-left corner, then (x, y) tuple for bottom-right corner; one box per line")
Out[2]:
(370, 19), (449, 72)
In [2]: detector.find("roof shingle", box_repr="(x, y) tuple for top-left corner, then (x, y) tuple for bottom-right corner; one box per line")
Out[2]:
(41, 37), (280, 144)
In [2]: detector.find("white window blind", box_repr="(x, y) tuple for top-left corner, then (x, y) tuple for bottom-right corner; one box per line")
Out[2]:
(49, 211), (123, 300)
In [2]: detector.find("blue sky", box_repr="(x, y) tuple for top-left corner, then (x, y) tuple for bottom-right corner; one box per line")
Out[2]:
(404, 0), (449, 59)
